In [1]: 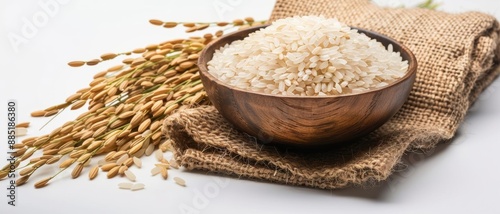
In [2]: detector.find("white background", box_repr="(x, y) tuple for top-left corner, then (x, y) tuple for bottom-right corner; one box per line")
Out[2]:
(0, 0), (499, 214)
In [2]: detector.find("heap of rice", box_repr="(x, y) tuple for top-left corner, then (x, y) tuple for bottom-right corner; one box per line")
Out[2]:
(207, 16), (409, 96)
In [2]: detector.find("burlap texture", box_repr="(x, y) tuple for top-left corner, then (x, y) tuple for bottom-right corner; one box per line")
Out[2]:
(163, 0), (500, 189)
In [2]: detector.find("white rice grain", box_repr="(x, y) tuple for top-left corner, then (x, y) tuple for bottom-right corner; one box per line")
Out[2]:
(130, 183), (145, 191)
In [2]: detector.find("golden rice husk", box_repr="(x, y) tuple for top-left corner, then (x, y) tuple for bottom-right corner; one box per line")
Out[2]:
(30, 110), (47, 117)
(68, 61), (86, 67)
(15, 121), (30, 128)
(149, 19), (164, 26)
(100, 53), (118, 60)
(71, 163), (84, 179)
(107, 166), (120, 178)
(88, 165), (99, 180)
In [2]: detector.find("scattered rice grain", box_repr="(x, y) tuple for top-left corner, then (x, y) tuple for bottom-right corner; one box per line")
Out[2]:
(116, 153), (129, 166)
(143, 143), (154, 157)
(15, 128), (28, 137)
(160, 167), (168, 180)
(130, 183), (145, 191)
(124, 170), (136, 182)
(89, 165), (99, 180)
(154, 149), (164, 161)
(169, 158), (179, 169)
(132, 156), (142, 168)
(150, 166), (162, 176)
(173, 177), (186, 186)
(118, 182), (134, 189)
(15, 122), (30, 128)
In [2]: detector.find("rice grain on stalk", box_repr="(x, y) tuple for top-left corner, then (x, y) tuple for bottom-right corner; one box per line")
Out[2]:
(0, 17), (261, 187)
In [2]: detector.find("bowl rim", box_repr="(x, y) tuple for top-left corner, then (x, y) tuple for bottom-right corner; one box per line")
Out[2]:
(198, 24), (418, 99)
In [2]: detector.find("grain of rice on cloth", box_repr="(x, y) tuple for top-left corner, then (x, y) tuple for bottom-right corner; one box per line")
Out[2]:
(207, 16), (409, 96)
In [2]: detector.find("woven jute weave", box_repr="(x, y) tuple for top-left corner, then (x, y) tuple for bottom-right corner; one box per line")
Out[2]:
(163, 0), (500, 189)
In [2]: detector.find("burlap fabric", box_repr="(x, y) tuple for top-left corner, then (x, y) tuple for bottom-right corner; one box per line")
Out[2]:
(163, 0), (500, 189)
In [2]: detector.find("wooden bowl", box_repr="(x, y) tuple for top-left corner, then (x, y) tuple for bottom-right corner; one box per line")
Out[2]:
(198, 25), (417, 147)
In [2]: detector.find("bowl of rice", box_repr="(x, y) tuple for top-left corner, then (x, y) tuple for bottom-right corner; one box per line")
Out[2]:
(198, 16), (417, 147)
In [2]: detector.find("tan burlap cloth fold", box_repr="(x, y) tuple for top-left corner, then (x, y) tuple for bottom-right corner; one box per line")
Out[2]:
(163, 0), (500, 189)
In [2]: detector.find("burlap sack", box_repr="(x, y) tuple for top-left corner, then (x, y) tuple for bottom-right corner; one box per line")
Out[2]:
(163, 0), (500, 189)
